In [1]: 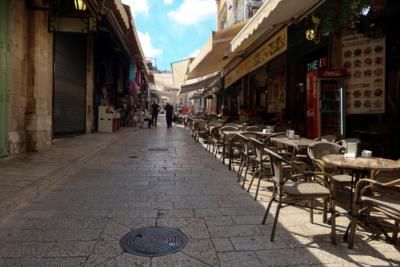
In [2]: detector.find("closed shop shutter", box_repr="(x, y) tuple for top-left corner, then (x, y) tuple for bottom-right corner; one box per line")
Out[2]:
(53, 33), (87, 136)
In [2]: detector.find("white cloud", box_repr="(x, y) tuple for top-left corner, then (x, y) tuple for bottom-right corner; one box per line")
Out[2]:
(122, 0), (149, 16)
(163, 0), (173, 4)
(189, 49), (200, 58)
(168, 0), (216, 26)
(137, 31), (163, 59)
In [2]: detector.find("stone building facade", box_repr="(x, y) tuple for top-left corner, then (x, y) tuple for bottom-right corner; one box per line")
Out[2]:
(0, 0), (147, 157)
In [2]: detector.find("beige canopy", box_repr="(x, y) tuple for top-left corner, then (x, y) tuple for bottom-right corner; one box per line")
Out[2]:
(187, 21), (246, 79)
(230, 0), (321, 54)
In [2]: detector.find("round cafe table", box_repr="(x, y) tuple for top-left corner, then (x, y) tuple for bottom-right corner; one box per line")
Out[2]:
(322, 154), (400, 204)
(322, 154), (400, 177)
(322, 154), (400, 241)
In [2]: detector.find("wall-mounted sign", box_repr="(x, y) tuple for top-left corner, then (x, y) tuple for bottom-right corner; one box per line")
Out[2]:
(306, 56), (328, 72)
(48, 16), (96, 33)
(224, 27), (287, 88)
(342, 34), (385, 114)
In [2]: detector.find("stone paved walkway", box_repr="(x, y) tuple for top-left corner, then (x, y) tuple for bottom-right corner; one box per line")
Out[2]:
(0, 125), (398, 266)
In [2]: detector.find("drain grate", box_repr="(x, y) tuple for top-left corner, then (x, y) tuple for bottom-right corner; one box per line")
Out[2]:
(128, 156), (137, 158)
(148, 148), (169, 152)
(120, 226), (188, 257)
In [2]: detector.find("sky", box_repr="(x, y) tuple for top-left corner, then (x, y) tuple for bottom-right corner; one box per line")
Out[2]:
(122, 0), (217, 72)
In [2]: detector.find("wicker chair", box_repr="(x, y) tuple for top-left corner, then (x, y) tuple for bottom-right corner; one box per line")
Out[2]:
(245, 125), (262, 132)
(247, 138), (272, 200)
(225, 122), (242, 128)
(219, 126), (240, 164)
(205, 121), (224, 151)
(264, 132), (293, 159)
(307, 141), (352, 222)
(236, 133), (259, 186)
(192, 119), (208, 142)
(348, 178), (400, 248)
(314, 134), (337, 142)
(209, 126), (223, 156)
(262, 145), (337, 244)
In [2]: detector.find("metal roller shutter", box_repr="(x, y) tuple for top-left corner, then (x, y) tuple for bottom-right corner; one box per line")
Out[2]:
(53, 33), (87, 136)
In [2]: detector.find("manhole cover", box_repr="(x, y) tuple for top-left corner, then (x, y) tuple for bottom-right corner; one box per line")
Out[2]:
(148, 148), (169, 152)
(120, 226), (188, 257)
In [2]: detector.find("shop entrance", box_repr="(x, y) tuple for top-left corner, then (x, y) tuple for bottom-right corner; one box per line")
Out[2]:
(0, 0), (9, 157)
(53, 33), (87, 136)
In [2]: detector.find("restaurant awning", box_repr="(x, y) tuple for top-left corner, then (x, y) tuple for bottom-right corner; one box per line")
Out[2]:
(153, 73), (179, 91)
(178, 71), (220, 95)
(187, 21), (246, 79)
(230, 0), (321, 54)
(171, 58), (193, 87)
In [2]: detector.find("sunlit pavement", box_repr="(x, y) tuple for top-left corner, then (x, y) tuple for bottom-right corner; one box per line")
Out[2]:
(0, 125), (398, 266)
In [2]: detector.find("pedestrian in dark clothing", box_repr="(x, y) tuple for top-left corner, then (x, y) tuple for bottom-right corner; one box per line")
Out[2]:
(151, 101), (160, 127)
(164, 102), (174, 129)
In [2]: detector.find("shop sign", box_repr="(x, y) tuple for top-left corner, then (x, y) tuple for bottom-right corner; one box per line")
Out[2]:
(224, 27), (287, 88)
(342, 33), (385, 114)
(306, 56), (327, 72)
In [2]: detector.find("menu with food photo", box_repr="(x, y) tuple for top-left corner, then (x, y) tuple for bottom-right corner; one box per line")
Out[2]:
(342, 34), (385, 114)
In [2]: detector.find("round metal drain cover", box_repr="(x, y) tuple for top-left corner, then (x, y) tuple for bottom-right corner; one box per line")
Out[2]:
(120, 226), (188, 257)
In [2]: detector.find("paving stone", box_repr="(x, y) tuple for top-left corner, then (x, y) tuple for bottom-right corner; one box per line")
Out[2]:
(181, 238), (218, 266)
(230, 235), (289, 250)
(0, 241), (95, 257)
(157, 218), (210, 239)
(208, 225), (263, 238)
(84, 241), (123, 266)
(212, 238), (234, 252)
(151, 252), (209, 267)
(0, 127), (397, 266)
(0, 257), (86, 267)
(0, 228), (101, 242)
(99, 254), (151, 267)
(204, 216), (235, 227)
(218, 251), (263, 267)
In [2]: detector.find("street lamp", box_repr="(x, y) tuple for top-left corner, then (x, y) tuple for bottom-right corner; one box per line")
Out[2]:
(74, 0), (86, 11)
(305, 16), (320, 44)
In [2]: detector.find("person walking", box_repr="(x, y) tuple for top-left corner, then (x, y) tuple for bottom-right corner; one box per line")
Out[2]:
(151, 101), (160, 127)
(164, 102), (174, 129)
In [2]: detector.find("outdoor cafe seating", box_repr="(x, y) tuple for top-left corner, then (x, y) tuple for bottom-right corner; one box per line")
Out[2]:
(185, 116), (400, 248)
(260, 140), (337, 244)
(348, 178), (400, 249)
(308, 141), (353, 222)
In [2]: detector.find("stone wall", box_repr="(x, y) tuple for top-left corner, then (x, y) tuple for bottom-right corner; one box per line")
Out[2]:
(86, 36), (94, 133)
(9, 1), (53, 153)
(8, 2), (96, 154)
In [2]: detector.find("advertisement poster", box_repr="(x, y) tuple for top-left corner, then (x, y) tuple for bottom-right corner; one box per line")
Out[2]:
(267, 76), (286, 113)
(342, 34), (385, 114)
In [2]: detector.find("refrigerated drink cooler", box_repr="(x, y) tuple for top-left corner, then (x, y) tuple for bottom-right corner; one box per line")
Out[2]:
(306, 69), (347, 139)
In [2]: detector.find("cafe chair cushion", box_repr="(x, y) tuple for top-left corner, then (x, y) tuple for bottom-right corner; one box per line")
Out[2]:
(283, 182), (330, 196)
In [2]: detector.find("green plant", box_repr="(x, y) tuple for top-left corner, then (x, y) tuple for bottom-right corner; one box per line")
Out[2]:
(316, 0), (372, 34)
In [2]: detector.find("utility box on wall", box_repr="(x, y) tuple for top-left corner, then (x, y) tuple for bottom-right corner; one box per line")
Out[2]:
(98, 106), (114, 133)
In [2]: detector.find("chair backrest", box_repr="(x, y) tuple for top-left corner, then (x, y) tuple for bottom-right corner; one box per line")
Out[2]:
(206, 121), (224, 130)
(210, 125), (222, 139)
(314, 134), (337, 142)
(245, 125), (262, 132)
(194, 120), (207, 131)
(263, 145), (288, 183)
(241, 131), (261, 139)
(248, 138), (265, 162)
(308, 141), (345, 161)
(225, 123), (242, 127)
(220, 126), (239, 132)
(265, 132), (287, 149)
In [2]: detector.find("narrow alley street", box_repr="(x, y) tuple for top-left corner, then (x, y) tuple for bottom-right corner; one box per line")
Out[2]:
(0, 126), (398, 266)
